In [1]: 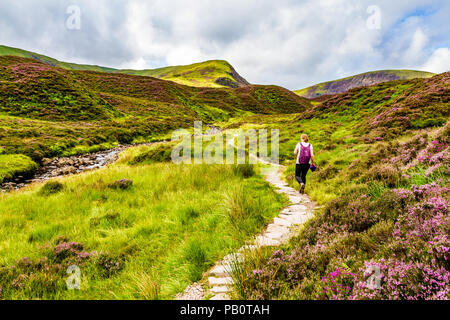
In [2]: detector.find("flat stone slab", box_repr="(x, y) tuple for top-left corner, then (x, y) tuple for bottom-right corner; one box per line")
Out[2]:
(279, 214), (308, 225)
(210, 293), (230, 300)
(211, 286), (231, 294)
(175, 283), (205, 300)
(283, 204), (308, 212)
(288, 195), (303, 204)
(266, 224), (289, 233)
(255, 236), (281, 247)
(264, 231), (285, 240)
(273, 217), (293, 227)
(281, 209), (307, 216)
(277, 186), (295, 192)
(208, 277), (234, 286)
(281, 210), (307, 216)
(210, 265), (230, 277)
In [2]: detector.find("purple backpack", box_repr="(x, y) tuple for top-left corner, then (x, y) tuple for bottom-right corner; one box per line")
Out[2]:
(298, 143), (311, 164)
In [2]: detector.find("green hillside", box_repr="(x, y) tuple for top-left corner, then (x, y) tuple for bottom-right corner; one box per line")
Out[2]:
(295, 69), (435, 98)
(0, 54), (448, 299)
(0, 45), (116, 73)
(0, 45), (248, 88)
(119, 60), (249, 88)
(0, 55), (310, 182)
(227, 71), (449, 300)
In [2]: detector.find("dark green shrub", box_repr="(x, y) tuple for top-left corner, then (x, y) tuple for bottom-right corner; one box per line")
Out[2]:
(95, 253), (123, 277)
(39, 181), (64, 196)
(130, 144), (173, 165)
(232, 164), (255, 178)
(107, 179), (133, 190)
(363, 164), (404, 188)
(316, 165), (339, 181)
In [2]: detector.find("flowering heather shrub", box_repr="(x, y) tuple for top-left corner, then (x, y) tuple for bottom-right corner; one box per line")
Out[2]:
(301, 73), (449, 139)
(364, 164), (404, 187)
(238, 180), (449, 300)
(320, 267), (357, 300)
(236, 75), (449, 300)
(415, 138), (450, 177)
(388, 134), (428, 168)
(53, 241), (87, 262)
(352, 259), (449, 300)
(95, 253), (123, 277)
(0, 237), (118, 299)
(240, 250), (289, 300)
(418, 140), (449, 164)
(367, 73), (449, 134)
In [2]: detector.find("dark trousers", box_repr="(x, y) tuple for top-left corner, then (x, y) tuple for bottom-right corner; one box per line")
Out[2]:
(295, 163), (309, 185)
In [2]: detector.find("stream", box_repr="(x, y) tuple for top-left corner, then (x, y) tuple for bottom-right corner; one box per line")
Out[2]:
(0, 142), (158, 192)
(1, 125), (223, 193)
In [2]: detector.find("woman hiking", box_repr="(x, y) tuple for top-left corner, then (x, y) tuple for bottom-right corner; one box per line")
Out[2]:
(294, 134), (315, 194)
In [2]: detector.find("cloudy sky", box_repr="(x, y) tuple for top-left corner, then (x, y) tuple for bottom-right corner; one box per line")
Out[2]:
(0, 0), (449, 89)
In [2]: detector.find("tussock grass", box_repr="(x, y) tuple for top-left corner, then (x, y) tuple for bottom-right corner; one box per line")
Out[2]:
(0, 154), (285, 299)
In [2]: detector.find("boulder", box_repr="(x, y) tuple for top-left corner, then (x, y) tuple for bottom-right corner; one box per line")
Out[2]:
(42, 158), (52, 166)
(61, 166), (77, 175)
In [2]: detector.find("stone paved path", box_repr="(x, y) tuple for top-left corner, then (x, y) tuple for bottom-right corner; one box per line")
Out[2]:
(176, 163), (317, 300)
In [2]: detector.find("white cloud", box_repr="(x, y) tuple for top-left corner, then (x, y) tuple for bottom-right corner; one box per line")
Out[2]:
(0, 0), (449, 89)
(119, 57), (148, 70)
(422, 48), (450, 73)
(403, 28), (428, 64)
(166, 46), (206, 66)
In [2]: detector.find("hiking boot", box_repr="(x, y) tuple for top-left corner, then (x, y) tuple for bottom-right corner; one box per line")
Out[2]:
(299, 183), (305, 194)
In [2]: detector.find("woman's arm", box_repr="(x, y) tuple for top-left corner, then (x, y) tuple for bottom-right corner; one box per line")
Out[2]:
(294, 144), (299, 156)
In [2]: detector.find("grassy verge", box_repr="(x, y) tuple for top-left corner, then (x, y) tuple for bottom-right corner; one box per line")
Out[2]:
(0, 146), (286, 299)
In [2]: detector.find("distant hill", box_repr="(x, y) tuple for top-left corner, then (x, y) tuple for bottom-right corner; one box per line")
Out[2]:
(0, 45), (249, 88)
(295, 70), (435, 98)
(0, 45), (116, 73)
(119, 60), (249, 88)
(300, 71), (449, 137)
(0, 55), (311, 165)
